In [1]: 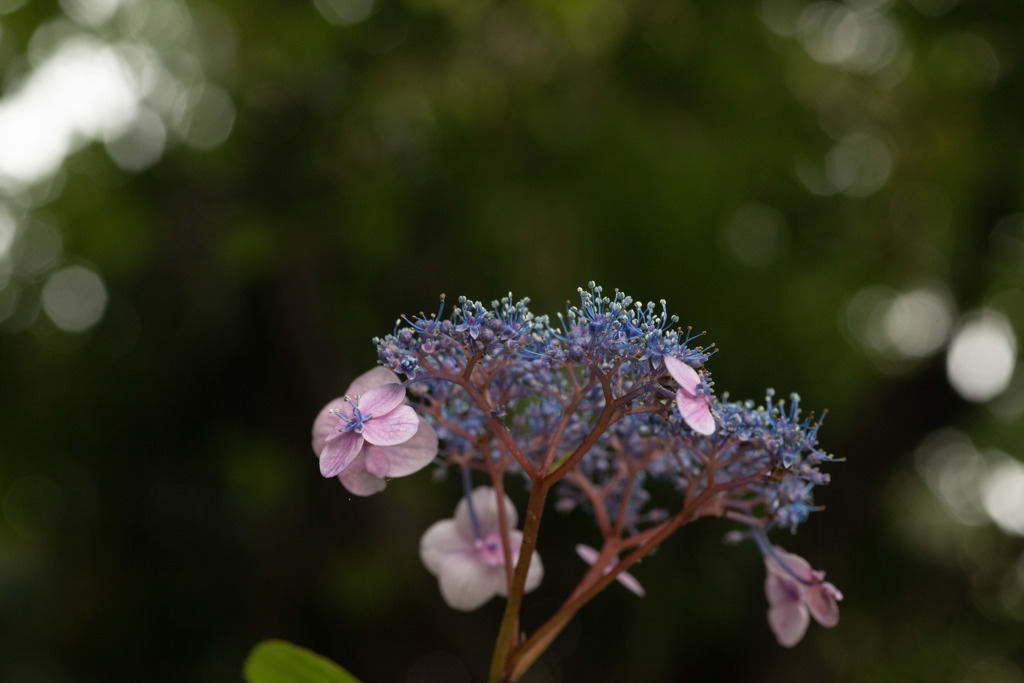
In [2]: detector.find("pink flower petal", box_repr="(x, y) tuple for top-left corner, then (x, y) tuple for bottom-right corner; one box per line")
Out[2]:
(363, 417), (439, 478)
(677, 391), (716, 435)
(807, 582), (842, 627)
(767, 547), (815, 583)
(664, 355), (701, 396)
(345, 366), (401, 397)
(357, 382), (407, 418)
(768, 601), (810, 647)
(361, 404), (419, 446)
(765, 572), (802, 607)
(617, 569), (646, 598)
(454, 487), (519, 539)
(575, 544), (645, 597)
(437, 552), (507, 611)
(319, 432), (364, 477)
(311, 397), (349, 456)
(420, 519), (474, 575)
(575, 544), (600, 566)
(337, 457), (388, 497)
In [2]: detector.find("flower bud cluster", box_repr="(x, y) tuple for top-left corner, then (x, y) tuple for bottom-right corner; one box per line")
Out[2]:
(375, 283), (711, 380)
(373, 284), (833, 542)
(700, 391), (833, 534)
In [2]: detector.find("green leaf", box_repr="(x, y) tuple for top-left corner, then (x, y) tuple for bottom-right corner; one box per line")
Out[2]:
(243, 639), (363, 683)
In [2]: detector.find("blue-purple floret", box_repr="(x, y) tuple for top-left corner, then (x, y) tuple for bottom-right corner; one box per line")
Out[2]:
(373, 283), (835, 540)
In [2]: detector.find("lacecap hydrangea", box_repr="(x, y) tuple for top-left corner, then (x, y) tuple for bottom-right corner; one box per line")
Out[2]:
(313, 283), (842, 678)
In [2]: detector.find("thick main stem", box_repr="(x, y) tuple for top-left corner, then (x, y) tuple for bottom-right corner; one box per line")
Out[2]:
(488, 477), (551, 683)
(487, 366), (628, 681)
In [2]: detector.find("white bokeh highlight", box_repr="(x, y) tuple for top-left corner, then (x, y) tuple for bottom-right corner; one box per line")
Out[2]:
(877, 287), (954, 358)
(0, 36), (140, 190)
(0, 0), (236, 340)
(946, 310), (1017, 402)
(845, 284), (955, 363)
(41, 265), (108, 332)
(982, 455), (1024, 537)
(796, 2), (902, 75)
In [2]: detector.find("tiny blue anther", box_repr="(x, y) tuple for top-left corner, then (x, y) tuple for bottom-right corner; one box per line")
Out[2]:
(330, 395), (373, 434)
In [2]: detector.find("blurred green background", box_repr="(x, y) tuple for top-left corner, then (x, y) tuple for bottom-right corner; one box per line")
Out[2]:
(1, 0), (1022, 680)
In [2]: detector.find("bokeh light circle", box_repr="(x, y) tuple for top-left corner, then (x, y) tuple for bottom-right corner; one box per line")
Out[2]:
(41, 264), (108, 332)
(946, 310), (1017, 402)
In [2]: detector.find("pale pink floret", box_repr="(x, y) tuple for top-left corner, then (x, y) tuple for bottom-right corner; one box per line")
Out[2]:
(312, 367), (438, 496)
(420, 487), (543, 611)
(664, 355), (716, 435)
(575, 544), (645, 597)
(764, 546), (843, 647)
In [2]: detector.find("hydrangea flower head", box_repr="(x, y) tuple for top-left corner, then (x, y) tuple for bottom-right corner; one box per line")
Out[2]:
(764, 546), (842, 647)
(664, 355), (715, 435)
(575, 544), (645, 597)
(314, 284), (842, 675)
(312, 367), (438, 496)
(420, 486), (543, 611)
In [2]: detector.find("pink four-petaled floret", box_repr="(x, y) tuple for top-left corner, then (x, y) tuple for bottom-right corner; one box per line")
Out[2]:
(664, 355), (716, 435)
(764, 546), (842, 647)
(312, 367), (438, 496)
(420, 486), (543, 611)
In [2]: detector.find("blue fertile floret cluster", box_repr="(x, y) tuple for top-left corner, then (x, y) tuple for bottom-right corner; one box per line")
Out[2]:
(373, 283), (834, 540)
